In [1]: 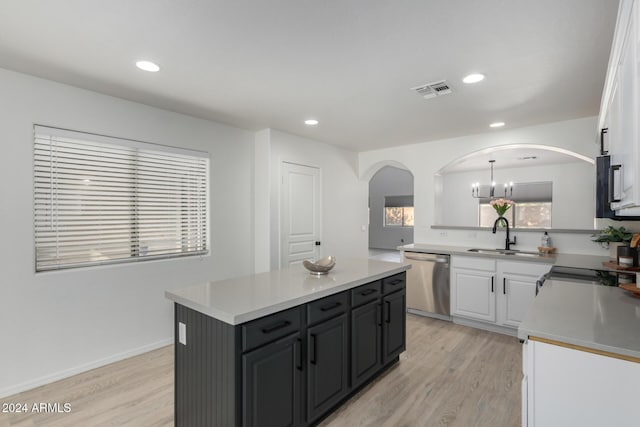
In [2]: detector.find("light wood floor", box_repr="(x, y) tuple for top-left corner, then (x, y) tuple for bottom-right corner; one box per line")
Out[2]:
(320, 316), (522, 427)
(0, 315), (521, 427)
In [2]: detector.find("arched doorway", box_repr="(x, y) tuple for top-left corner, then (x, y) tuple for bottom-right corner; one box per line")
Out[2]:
(368, 165), (415, 260)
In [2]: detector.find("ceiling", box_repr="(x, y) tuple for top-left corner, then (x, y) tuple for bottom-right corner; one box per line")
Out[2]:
(0, 0), (619, 151)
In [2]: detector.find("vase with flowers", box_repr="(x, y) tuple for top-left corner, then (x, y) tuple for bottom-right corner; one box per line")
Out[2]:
(490, 198), (514, 227)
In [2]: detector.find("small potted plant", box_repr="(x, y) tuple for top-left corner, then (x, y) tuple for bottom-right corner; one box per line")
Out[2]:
(591, 226), (633, 260)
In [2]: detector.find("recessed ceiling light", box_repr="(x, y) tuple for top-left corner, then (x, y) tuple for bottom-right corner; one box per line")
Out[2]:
(462, 73), (485, 84)
(305, 119), (319, 126)
(489, 122), (505, 128)
(136, 60), (160, 72)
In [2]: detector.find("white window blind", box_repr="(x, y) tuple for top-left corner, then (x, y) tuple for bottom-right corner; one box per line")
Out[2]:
(34, 125), (209, 271)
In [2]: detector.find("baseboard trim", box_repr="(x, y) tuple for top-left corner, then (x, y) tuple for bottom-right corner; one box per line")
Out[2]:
(0, 338), (173, 399)
(407, 308), (452, 322)
(452, 316), (517, 337)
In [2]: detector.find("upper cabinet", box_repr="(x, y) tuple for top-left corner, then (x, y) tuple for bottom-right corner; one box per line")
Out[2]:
(600, 0), (640, 215)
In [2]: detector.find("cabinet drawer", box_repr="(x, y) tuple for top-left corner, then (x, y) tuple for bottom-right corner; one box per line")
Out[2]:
(451, 255), (496, 271)
(242, 306), (302, 352)
(351, 281), (381, 307)
(382, 273), (406, 295)
(307, 291), (348, 326)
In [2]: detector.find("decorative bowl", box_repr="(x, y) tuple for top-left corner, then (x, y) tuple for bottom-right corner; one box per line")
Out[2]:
(303, 256), (336, 276)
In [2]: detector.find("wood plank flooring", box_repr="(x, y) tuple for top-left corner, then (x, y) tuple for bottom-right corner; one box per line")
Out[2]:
(0, 347), (174, 427)
(320, 315), (522, 427)
(0, 315), (521, 427)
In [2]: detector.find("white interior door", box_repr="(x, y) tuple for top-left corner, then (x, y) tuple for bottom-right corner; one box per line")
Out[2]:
(281, 162), (321, 268)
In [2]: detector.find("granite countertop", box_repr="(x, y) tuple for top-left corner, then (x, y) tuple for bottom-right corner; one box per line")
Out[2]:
(399, 243), (612, 271)
(165, 257), (410, 325)
(517, 279), (640, 359)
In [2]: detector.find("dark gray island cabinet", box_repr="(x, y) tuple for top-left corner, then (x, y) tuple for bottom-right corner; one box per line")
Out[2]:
(165, 259), (409, 427)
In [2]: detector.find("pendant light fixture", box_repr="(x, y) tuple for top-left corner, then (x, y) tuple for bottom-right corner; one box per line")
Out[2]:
(471, 160), (513, 199)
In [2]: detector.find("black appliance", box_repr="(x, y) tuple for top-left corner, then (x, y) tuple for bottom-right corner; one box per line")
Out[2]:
(596, 155), (640, 220)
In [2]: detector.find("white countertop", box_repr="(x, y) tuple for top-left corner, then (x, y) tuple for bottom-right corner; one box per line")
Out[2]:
(399, 243), (612, 270)
(165, 257), (410, 325)
(518, 279), (640, 359)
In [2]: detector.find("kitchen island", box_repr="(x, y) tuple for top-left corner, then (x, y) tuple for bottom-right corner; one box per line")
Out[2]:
(518, 280), (640, 427)
(165, 258), (410, 427)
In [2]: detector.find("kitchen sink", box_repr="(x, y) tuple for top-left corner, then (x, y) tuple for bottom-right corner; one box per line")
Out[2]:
(467, 248), (543, 257)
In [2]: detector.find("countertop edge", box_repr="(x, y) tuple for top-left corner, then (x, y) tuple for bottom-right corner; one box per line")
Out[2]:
(517, 329), (640, 361)
(164, 290), (238, 324)
(398, 243), (613, 270)
(398, 244), (555, 264)
(165, 264), (410, 325)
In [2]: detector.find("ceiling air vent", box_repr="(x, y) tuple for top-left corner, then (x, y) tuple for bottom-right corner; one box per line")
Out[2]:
(411, 80), (453, 99)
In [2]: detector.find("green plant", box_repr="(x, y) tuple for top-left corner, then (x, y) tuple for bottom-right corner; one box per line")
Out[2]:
(591, 226), (633, 243)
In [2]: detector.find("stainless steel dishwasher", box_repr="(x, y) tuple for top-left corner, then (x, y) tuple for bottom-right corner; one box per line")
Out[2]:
(403, 252), (451, 320)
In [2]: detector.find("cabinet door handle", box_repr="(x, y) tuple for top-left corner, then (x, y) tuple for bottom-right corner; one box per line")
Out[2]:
(600, 128), (608, 155)
(609, 164), (622, 203)
(261, 320), (291, 334)
(503, 278), (506, 295)
(310, 334), (317, 365)
(294, 338), (302, 371)
(320, 301), (342, 312)
(388, 279), (403, 286)
(385, 300), (391, 323)
(360, 289), (376, 296)
(491, 276), (494, 293)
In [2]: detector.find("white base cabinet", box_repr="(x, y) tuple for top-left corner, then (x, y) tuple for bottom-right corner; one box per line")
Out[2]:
(523, 340), (640, 427)
(500, 269), (541, 328)
(451, 256), (496, 323)
(451, 256), (550, 330)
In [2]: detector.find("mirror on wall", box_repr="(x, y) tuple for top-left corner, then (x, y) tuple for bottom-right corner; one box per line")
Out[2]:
(434, 145), (595, 230)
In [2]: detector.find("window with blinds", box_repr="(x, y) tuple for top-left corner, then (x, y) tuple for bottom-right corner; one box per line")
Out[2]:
(384, 195), (414, 227)
(34, 125), (209, 271)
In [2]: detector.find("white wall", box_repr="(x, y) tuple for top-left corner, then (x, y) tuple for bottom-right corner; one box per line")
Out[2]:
(359, 117), (625, 255)
(0, 68), (255, 397)
(253, 129), (368, 270)
(440, 162), (595, 229)
(254, 129), (271, 273)
(369, 166), (414, 249)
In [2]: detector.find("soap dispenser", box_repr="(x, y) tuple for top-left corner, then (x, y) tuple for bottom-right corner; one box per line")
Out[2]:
(541, 231), (551, 248)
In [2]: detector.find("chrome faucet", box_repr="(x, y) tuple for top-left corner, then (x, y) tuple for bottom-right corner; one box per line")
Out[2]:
(492, 217), (517, 250)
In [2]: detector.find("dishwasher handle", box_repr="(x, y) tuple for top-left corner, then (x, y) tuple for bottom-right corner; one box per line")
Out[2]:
(404, 252), (449, 263)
